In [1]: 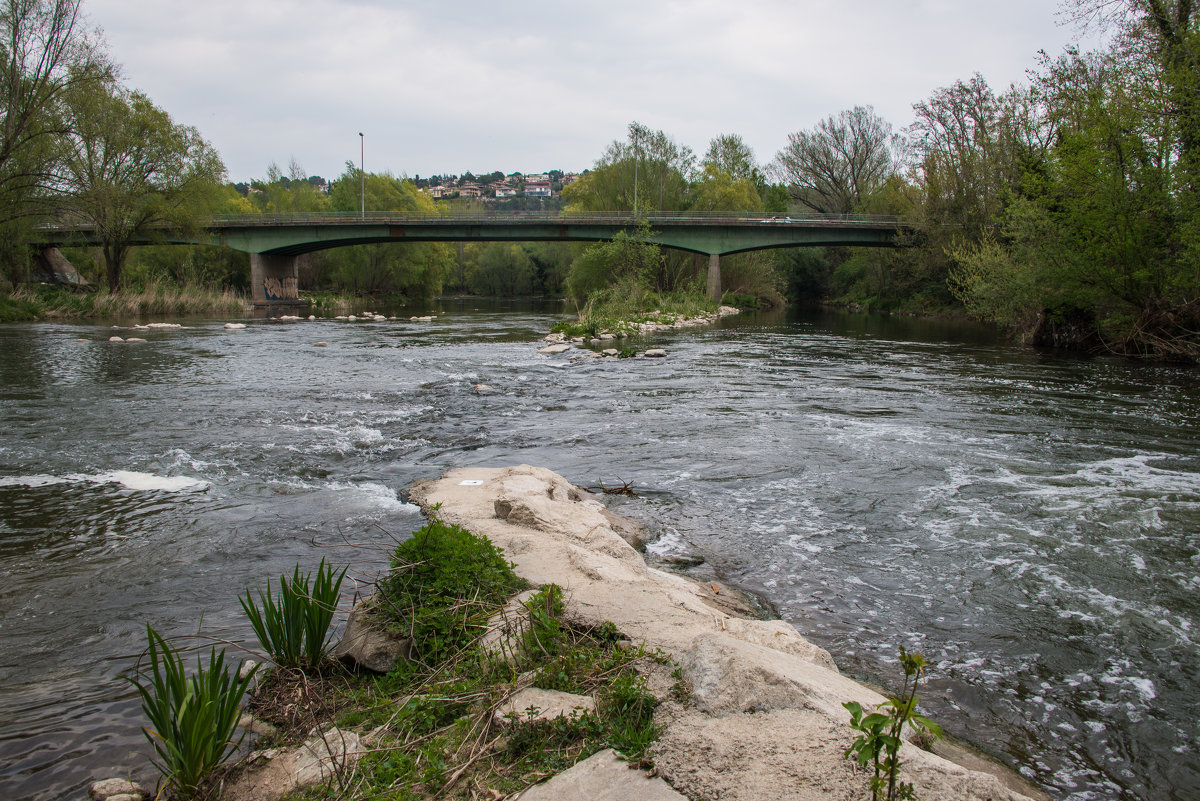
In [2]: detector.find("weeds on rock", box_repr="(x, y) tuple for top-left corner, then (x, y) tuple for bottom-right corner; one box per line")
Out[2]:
(232, 519), (669, 800)
(127, 625), (257, 800)
(843, 647), (943, 801)
(239, 557), (347, 671)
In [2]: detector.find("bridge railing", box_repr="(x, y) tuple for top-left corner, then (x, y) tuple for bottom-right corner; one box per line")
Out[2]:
(203, 210), (903, 227)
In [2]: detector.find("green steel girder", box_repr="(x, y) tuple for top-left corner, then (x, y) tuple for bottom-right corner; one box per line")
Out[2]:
(204, 220), (900, 257)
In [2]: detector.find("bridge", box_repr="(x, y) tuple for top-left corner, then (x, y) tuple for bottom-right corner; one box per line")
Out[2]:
(39, 211), (909, 307)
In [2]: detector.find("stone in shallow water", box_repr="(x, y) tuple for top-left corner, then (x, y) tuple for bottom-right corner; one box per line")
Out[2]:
(644, 348), (667, 357)
(538, 343), (571, 354)
(88, 778), (147, 801)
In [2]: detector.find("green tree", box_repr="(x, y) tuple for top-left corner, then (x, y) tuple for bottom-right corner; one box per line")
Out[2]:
(247, 158), (330, 214)
(524, 241), (575, 295)
(566, 221), (665, 302)
(691, 163), (764, 212)
(318, 164), (452, 297)
(61, 80), (225, 293)
(562, 122), (694, 213)
(703, 133), (760, 181)
(0, 0), (109, 285)
(464, 242), (535, 296)
(0, 0), (109, 223)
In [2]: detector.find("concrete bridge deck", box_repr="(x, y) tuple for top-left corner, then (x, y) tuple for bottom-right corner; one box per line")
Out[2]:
(38, 211), (910, 306)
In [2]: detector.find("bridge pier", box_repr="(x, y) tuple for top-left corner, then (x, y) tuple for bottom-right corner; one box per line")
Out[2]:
(250, 253), (304, 311)
(706, 254), (721, 301)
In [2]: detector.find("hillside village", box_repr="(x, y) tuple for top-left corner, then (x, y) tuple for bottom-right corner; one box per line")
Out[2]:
(415, 170), (580, 201)
(233, 170), (582, 208)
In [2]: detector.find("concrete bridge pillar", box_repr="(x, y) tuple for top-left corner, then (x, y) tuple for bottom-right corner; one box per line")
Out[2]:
(250, 253), (300, 306)
(706, 254), (721, 301)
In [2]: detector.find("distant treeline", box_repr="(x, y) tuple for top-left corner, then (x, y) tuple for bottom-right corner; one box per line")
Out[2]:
(3, 1), (1196, 360)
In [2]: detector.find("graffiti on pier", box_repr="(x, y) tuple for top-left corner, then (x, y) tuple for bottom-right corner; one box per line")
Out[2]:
(263, 276), (299, 299)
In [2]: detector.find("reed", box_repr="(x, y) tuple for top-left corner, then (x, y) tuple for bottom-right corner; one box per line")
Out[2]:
(240, 558), (347, 670)
(127, 625), (256, 800)
(5, 281), (249, 319)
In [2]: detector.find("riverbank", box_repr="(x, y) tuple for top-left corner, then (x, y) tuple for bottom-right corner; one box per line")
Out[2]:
(0, 283), (249, 321)
(186, 465), (1045, 801)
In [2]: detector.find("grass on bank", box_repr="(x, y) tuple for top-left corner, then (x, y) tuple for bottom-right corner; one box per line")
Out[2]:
(238, 518), (668, 801)
(1, 282), (248, 321)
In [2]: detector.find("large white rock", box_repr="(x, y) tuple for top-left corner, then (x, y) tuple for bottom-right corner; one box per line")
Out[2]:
(223, 727), (365, 801)
(409, 465), (1040, 801)
(537, 343), (571, 354)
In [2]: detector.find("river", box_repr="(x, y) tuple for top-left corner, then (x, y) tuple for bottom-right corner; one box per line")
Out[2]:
(0, 301), (1196, 801)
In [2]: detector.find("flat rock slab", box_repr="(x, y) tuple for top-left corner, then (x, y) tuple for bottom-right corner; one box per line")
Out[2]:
(515, 748), (685, 800)
(222, 727), (365, 801)
(496, 687), (595, 724)
(538, 343), (572, 354)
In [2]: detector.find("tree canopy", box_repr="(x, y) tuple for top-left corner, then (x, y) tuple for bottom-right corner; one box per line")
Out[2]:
(771, 106), (894, 214)
(61, 79), (226, 292)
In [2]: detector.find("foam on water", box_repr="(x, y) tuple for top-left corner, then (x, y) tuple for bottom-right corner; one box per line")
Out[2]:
(0, 470), (208, 492)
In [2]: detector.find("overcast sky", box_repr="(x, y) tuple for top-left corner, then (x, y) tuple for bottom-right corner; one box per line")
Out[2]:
(84, 1), (1099, 183)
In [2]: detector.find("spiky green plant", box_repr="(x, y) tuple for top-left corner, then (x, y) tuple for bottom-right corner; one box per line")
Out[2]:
(240, 558), (347, 670)
(128, 625), (256, 799)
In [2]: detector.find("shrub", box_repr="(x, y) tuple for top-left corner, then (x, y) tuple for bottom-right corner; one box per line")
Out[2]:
(844, 647), (943, 801)
(127, 625), (256, 800)
(240, 558), (346, 670)
(379, 518), (526, 664)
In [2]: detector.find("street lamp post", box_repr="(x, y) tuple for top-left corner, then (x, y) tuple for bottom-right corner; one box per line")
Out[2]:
(358, 132), (365, 219)
(632, 129), (639, 217)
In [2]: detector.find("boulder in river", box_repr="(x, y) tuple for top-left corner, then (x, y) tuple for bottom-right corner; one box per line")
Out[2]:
(88, 778), (148, 801)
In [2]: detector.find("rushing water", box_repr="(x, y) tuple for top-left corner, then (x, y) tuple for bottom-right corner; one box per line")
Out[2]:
(0, 301), (1197, 801)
